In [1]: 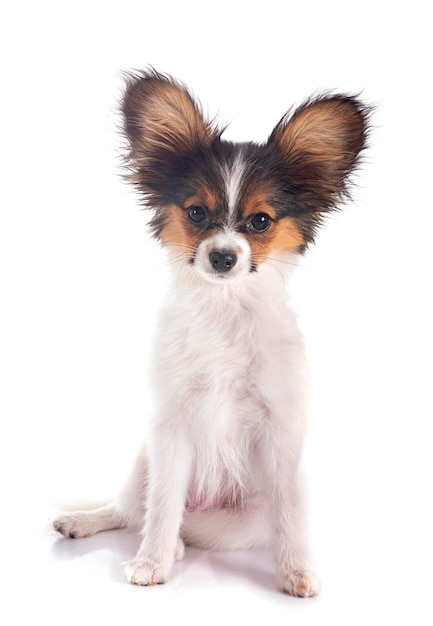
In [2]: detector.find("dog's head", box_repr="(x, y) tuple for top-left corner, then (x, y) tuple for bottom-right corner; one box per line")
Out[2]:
(122, 70), (370, 283)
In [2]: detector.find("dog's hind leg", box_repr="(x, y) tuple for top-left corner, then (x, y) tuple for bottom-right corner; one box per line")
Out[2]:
(181, 495), (271, 551)
(53, 502), (125, 538)
(53, 444), (150, 539)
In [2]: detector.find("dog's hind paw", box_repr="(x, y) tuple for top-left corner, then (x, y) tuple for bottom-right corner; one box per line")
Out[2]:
(53, 513), (95, 539)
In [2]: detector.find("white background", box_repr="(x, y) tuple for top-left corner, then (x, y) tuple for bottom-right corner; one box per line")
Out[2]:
(1, 1), (432, 624)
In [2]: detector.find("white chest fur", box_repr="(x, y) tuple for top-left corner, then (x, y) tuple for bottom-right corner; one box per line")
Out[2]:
(148, 263), (307, 510)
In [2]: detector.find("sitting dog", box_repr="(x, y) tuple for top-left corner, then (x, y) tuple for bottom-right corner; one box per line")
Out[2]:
(54, 70), (370, 597)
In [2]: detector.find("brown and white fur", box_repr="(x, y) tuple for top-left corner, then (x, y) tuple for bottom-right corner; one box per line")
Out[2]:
(53, 71), (370, 597)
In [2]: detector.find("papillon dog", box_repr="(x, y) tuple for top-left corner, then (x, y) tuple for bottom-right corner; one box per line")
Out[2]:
(53, 70), (370, 597)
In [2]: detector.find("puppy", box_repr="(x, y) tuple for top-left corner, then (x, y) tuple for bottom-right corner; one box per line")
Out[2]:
(54, 71), (370, 597)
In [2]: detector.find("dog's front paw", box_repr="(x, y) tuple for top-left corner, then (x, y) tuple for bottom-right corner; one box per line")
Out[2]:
(279, 569), (321, 597)
(124, 558), (170, 586)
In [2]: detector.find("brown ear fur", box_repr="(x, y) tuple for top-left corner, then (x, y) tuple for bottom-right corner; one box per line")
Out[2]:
(269, 95), (370, 210)
(122, 70), (219, 178)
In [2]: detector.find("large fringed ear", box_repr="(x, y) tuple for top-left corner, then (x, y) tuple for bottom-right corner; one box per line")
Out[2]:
(268, 94), (371, 212)
(122, 70), (220, 194)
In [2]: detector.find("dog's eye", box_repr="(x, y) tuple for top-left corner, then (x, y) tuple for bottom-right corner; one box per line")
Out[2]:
(188, 205), (207, 224)
(249, 212), (271, 233)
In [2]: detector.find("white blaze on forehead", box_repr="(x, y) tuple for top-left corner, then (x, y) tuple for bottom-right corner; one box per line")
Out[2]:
(224, 152), (246, 217)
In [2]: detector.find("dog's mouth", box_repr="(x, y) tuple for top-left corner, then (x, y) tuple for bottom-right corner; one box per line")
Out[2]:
(195, 266), (245, 284)
(190, 234), (254, 283)
(193, 253), (253, 284)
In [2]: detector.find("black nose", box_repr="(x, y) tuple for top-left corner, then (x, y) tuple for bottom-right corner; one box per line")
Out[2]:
(209, 250), (237, 273)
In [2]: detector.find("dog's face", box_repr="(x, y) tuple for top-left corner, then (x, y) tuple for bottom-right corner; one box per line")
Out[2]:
(122, 71), (369, 283)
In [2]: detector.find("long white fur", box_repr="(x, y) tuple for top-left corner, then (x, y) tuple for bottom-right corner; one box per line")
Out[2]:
(53, 213), (321, 597)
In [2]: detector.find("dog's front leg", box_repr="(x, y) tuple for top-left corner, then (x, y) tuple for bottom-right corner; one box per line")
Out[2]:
(256, 422), (321, 597)
(125, 424), (192, 586)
